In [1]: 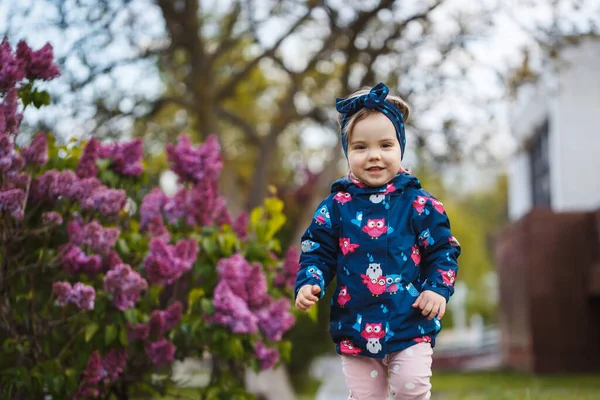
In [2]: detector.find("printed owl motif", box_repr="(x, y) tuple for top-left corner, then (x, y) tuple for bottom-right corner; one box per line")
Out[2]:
(313, 205), (332, 227)
(339, 339), (361, 355)
(430, 198), (445, 214)
(414, 335), (432, 344)
(418, 229), (435, 248)
(301, 240), (320, 253)
(361, 273), (386, 296)
(369, 194), (385, 204)
(365, 263), (382, 280)
(337, 286), (351, 307)
(412, 196), (428, 215)
(366, 337), (382, 354)
(383, 183), (396, 194)
(334, 191), (352, 204)
(339, 238), (360, 255)
(360, 322), (386, 340)
(438, 269), (456, 287)
(362, 218), (388, 239)
(306, 266), (323, 281)
(411, 245), (421, 266)
(386, 274), (403, 294)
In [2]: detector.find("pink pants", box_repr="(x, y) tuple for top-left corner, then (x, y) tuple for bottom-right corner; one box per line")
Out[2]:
(340, 342), (433, 400)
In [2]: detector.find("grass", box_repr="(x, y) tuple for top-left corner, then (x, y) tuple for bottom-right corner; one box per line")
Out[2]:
(431, 371), (600, 400)
(145, 371), (600, 399)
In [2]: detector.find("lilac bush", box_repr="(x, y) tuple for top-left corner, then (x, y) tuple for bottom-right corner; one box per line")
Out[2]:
(0, 38), (298, 400)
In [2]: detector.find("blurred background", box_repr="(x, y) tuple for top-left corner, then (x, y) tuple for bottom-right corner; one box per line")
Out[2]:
(2, 0), (599, 398)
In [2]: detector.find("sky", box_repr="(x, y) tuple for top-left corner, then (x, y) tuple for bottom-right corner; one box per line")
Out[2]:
(2, 0), (599, 193)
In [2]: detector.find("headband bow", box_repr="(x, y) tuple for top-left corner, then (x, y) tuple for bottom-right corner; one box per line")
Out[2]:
(336, 82), (406, 159)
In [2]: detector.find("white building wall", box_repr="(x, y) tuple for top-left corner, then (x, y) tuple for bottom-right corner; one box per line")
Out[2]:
(553, 39), (600, 212)
(508, 37), (600, 220)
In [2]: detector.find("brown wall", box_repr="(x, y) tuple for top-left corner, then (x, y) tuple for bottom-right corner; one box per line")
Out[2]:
(495, 207), (600, 373)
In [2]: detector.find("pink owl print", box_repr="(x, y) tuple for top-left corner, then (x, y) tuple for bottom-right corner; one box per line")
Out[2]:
(413, 196), (428, 215)
(383, 183), (396, 194)
(339, 238), (360, 255)
(340, 339), (361, 355)
(361, 273), (387, 296)
(362, 218), (388, 239)
(337, 286), (351, 307)
(334, 191), (352, 204)
(360, 322), (385, 340)
(414, 335), (432, 344)
(438, 269), (456, 286)
(430, 198), (445, 214)
(411, 245), (421, 266)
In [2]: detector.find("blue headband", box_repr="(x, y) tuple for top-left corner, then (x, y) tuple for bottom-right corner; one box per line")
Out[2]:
(336, 82), (406, 159)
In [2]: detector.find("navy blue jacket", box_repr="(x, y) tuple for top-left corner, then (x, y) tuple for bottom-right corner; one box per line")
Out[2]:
(295, 173), (461, 358)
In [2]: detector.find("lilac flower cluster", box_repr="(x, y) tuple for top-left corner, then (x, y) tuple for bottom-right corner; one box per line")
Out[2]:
(144, 238), (198, 285)
(254, 341), (280, 371)
(52, 281), (96, 310)
(30, 171), (127, 217)
(74, 349), (127, 399)
(42, 211), (63, 226)
(273, 246), (300, 291)
(103, 263), (148, 311)
(209, 254), (296, 361)
(232, 212), (249, 241)
(127, 301), (183, 344)
(166, 134), (222, 184)
(144, 338), (176, 366)
(77, 136), (144, 179)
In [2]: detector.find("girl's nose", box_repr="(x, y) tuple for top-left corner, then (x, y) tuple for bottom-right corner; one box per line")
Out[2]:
(368, 149), (382, 160)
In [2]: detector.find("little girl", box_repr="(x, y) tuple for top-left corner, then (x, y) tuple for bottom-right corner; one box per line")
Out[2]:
(294, 83), (461, 400)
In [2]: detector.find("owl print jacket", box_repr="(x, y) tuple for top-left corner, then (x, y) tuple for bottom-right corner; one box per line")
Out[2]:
(294, 172), (461, 358)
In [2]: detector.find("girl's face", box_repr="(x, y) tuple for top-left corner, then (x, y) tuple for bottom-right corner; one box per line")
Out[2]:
(347, 112), (402, 188)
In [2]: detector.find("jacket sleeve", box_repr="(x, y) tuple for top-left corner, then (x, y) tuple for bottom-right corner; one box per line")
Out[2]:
(411, 193), (461, 302)
(294, 195), (338, 300)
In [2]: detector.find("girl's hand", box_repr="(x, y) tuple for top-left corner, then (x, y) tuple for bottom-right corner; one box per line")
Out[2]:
(412, 290), (446, 320)
(295, 285), (321, 311)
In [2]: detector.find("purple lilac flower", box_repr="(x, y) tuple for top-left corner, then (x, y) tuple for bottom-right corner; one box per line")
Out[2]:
(139, 188), (167, 230)
(0, 188), (25, 218)
(52, 281), (72, 306)
(146, 215), (171, 242)
(21, 133), (48, 166)
(67, 220), (120, 254)
(0, 88), (23, 136)
(210, 280), (259, 334)
(149, 301), (183, 338)
(100, 348), (127, 382)
(144, 238), (198, 285)
(0, 38), (25, 91)
(163, 188), (188, 225)
(103, 251), (123, 270)
(274, 246), (300, 291)
(16, 41), (60, 81)
(254, 341), (280, 370)
(166, 134), (223, 184)
(88, 187), (127, 217)
(71, 282), (96, 310)
(103, 263), (148, 311)
(69, 177), (102, 203)
(128, 322), (149, 341)
(74, 351), (102, 399)
(49, 170), (78, 199)
(76, 138), (100, 178)
(256, 298), (295, 341)
(188, 180), (218, 226)
(42, 211), (63, 226)
(214, 196), (232, 226)
(246, 263), (270, 309)
(101, 138), (144, 177)
(52, 281), (96, 310)
(60, 244), (103, 275)
(145, 338), (176, 366)
(233, 212), (249, 241)
(0, 133), (16, 172)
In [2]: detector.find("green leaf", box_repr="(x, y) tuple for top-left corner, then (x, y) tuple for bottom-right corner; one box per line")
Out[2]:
(249, 207), (264, 229)
(32, 90), (51, 108)
(117, 238), (130, 255)
(119, 326), (129, 346)
(105, 324), (118, 346)
(200, 298), (215, 315)
(264, 197), (284, 214)
(306, 303), (318, 323)
(124, 308), (137, 324)
(84, 323), (99, 343)
(202, 237), (217, 255)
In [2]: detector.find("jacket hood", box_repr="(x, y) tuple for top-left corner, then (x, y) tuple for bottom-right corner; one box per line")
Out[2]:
(330, 172), (421, 195)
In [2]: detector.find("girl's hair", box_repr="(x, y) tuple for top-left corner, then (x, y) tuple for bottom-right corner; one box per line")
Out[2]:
(337, 88), (410, 140)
